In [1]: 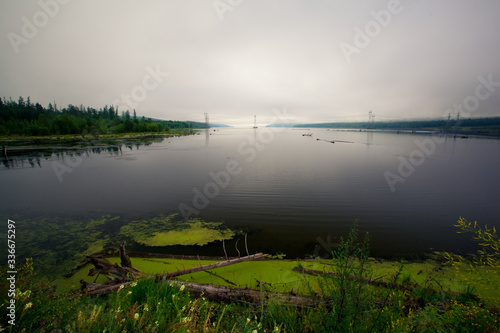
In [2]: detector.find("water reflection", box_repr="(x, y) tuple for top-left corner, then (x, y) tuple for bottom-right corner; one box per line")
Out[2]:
(0, 137), (165, 170)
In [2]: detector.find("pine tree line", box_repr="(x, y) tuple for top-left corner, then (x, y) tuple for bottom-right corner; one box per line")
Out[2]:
(0, 96), (204, 136)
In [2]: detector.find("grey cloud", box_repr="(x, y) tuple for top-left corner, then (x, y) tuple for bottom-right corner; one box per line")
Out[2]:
(1, 0), (499, 126)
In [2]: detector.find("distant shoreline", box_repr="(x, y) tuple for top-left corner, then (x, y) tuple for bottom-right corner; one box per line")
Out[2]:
(0, 130), (195, 145)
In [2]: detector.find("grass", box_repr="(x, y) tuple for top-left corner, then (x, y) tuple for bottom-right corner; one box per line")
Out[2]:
(2, 222), (500, 332)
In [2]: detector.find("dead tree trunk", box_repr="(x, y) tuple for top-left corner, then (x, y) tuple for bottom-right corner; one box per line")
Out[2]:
(120, 241), (132, 268)
(156, 253), (269, 279)
(82, 279), (317, 306)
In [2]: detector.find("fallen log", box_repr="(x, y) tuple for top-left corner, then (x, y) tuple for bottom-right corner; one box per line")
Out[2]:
(82, 278), (318, 306)
(170, 280), (315, 306)
(293, 266), (459, 296)
(80, 251), (267, 296)
(156, 253), (269, 279)
(293, 266), (389, 288)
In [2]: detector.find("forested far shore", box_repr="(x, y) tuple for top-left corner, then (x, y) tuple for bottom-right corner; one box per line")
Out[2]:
(0, 96), (206, 137)
(291, 116), (500, 133)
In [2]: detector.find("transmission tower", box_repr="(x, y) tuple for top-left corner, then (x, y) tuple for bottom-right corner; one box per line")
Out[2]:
(368, 110), (375, 129)
(204, 112), (210, 129)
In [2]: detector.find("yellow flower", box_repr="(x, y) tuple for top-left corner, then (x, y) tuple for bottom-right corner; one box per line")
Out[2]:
(130, 282), (137, 287)
(179, 285), (185, 292)
(24, 302), (33, 310)
(118, 285), (124, 292)
(134, 313), (139, 320)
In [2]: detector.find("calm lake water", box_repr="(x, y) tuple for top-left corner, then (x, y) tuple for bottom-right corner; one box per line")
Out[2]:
(1, 128), (500, 259)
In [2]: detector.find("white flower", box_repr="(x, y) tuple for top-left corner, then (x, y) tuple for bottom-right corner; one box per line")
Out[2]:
(179, 285), (185, 292)
(134, 313), (139, 320)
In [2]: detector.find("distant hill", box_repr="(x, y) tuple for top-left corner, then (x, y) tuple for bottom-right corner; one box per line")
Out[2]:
(128, 117), (230, 128)
(288, 117), (500, 132)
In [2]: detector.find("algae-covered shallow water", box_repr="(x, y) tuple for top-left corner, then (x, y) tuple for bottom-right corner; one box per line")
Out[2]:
(1, 129), (500, 271)
(55, 256), (500, 307)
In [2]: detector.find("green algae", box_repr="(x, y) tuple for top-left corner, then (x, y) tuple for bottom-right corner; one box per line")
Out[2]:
(2, 214), (119, 279)
(2, 212), (237, 280)
(57, 257), (500, 307)
(119, 214), (236, 246)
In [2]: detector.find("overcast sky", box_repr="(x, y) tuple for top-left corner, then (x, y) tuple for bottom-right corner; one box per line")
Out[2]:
(1, 0), (499, 126)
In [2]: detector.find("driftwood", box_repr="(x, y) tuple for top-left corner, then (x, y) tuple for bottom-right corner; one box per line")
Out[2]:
(119, 241), (132, 268)
(155, 253), (269, 279)
(169, 280), (314, 306)
(82, 278), (317, 306)
(293, 266), (394, 288)
(293, 266), (459, 296)
(79, 246), (267, 297)
(79, 245), (141, 293)
(203, 270), (237, 286)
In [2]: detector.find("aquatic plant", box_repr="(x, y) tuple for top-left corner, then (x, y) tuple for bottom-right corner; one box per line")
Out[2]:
(119, 214), (236, 246)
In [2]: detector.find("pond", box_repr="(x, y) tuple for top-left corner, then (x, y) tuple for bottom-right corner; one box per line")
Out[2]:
(1, 128), (499, 266)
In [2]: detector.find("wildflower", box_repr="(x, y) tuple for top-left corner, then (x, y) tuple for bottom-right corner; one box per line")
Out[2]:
(252, 330), (257, 333)
(144, 304), (149, 312)
(118, 285), (124, 292)
(246, 318), (250, 325)
(127, 291), (132, 296)
(24, 302), (33, 310)
(273, 326), (280, 333)
(172, 294), (176, 300)
(179, 285), (185, 292)
(155, 321), (159, 326)
(130, 282), (137, 287)
(134, 313), (139, 320)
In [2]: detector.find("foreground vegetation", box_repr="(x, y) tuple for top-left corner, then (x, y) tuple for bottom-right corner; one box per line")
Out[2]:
(1, 219), (499, 332)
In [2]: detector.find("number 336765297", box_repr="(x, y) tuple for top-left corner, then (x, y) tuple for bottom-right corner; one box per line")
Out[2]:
(7, 220), (15, 261)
